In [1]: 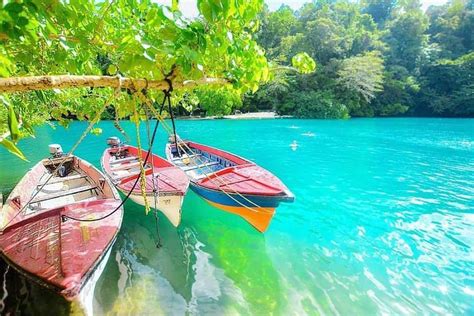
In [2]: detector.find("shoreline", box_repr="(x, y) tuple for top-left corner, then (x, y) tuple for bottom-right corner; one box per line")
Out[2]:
(177, 111), (293, 120)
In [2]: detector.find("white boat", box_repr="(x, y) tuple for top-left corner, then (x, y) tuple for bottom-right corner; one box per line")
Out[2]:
(101, 138), (189, 227)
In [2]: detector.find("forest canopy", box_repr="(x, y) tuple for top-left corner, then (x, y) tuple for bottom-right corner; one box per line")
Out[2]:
(242, 0), (474, 118)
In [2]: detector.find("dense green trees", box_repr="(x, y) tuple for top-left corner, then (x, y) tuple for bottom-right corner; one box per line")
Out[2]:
(244, 0), (473, 118)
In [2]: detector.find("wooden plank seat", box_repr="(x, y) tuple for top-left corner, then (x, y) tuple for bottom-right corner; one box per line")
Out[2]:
(183, 161), (220, 172)
(172, 154), (202, 161)
(111, 161), (141, 171)
(30, 185), (97, 204)
(113, 167), (152, 181)
(110, 156), (139, 165)
(37, 174), (87, 186)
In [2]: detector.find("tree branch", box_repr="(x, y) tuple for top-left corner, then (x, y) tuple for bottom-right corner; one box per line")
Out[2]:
(0, 75), (230, 93)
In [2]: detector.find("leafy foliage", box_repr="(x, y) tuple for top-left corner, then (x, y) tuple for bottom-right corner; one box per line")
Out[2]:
(248, 0), (473, 119)
(292, 53), (317, 74)
(337, 52), (384, 102)
(278, 90), (350, 119)
(193, 86), (243, 116)
(0, 0), (315, 159)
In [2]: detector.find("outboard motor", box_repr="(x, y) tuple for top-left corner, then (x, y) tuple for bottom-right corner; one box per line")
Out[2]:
(48, 144), (64, 158)
(168, 134), (179, 144)
(49, 144), (67, 177)
(107, 136), (121, 148)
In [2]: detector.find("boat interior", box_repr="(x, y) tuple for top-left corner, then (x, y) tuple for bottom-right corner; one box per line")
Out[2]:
(169, 143), (237, 180)
(27, 157), (102, 213)
(106, 147), (153, 182)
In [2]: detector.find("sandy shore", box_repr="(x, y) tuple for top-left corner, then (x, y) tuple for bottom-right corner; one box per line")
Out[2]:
(179, 111), (292, 120)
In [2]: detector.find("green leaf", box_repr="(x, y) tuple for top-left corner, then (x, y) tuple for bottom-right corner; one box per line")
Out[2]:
(291, 53), (316, 74)
(0, 138), (28, 162)
(35, 90), (47, 104)
(7, 104), (20, 143)
(172, 0), (179, 12)
(107, 64), (118, 75)
(0, 55), (14, 77)
(198, 0), (213, 21)
(90, 127), (102, 135)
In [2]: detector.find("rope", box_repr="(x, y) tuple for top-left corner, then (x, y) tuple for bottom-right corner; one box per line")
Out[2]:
(133, 104), (151, 214)
(164, 78), (179, 157)
(153, 210), (162, 248)
(0, 88), (119, 232)
(114, 110), (130, 143)
(144, 91), (160, 215)
(144, 95), (162, 247)
(61, 89), (168, 223)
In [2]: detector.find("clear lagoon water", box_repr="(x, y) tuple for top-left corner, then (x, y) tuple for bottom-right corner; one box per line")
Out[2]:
(0, 118), (473, 315)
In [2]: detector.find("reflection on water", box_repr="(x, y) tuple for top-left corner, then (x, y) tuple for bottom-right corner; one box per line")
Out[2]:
(0, 259), (70, 315)
(188, 195), (283, 315)
(92, 196), (282, 315)
(0, 118), (473, 315)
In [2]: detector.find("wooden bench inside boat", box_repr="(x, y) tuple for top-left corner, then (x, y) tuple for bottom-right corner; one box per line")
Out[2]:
(111, 161), (141, 171)
(30, 185), (98, 204)
(110, 156), (139, 165)
(37, 174), (88, 186)
(172, 153), (202, 161)
(183, 161), (220, 171)
(113, 167), (152, 181)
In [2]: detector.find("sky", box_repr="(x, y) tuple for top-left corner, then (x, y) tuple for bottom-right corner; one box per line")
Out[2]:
(157, 0), (449, 18)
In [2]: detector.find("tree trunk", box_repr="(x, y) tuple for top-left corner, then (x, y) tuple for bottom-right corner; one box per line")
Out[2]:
(0, 75), (228, 93)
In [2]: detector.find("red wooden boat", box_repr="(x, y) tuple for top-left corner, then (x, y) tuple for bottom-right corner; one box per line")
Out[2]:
(166, 140), (294, 232)
(101, 138), (189, 227)
(0, 145), (123, 313)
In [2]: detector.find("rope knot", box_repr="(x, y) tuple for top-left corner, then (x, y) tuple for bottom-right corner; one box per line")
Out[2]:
(164, 77), (173, 95)
(141, 77), (149, 96)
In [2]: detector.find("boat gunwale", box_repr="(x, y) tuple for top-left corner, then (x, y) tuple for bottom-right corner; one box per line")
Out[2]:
(190, 181), (295, 201)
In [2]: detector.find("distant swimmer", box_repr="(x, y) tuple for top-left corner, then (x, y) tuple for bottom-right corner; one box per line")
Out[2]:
(302, 132), (315, 137)
(290, 140), (298, 151)
(289, 125), (300, 129)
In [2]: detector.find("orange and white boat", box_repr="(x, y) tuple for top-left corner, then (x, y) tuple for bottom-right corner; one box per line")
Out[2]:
(165, 140), (294, 232)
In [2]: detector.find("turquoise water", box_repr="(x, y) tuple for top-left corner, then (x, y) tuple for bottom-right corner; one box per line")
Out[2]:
(0, 118), (473, 315)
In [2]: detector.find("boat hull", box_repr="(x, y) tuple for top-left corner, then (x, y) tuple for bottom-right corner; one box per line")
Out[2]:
(75, 242), (113, 315)
(191, 183), (286, 232)
(0, 155), (123, 309)
(121, 191), (184, 227)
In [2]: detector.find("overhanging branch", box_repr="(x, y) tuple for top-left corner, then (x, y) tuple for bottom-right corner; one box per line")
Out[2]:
(0, 75), (230, 93)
